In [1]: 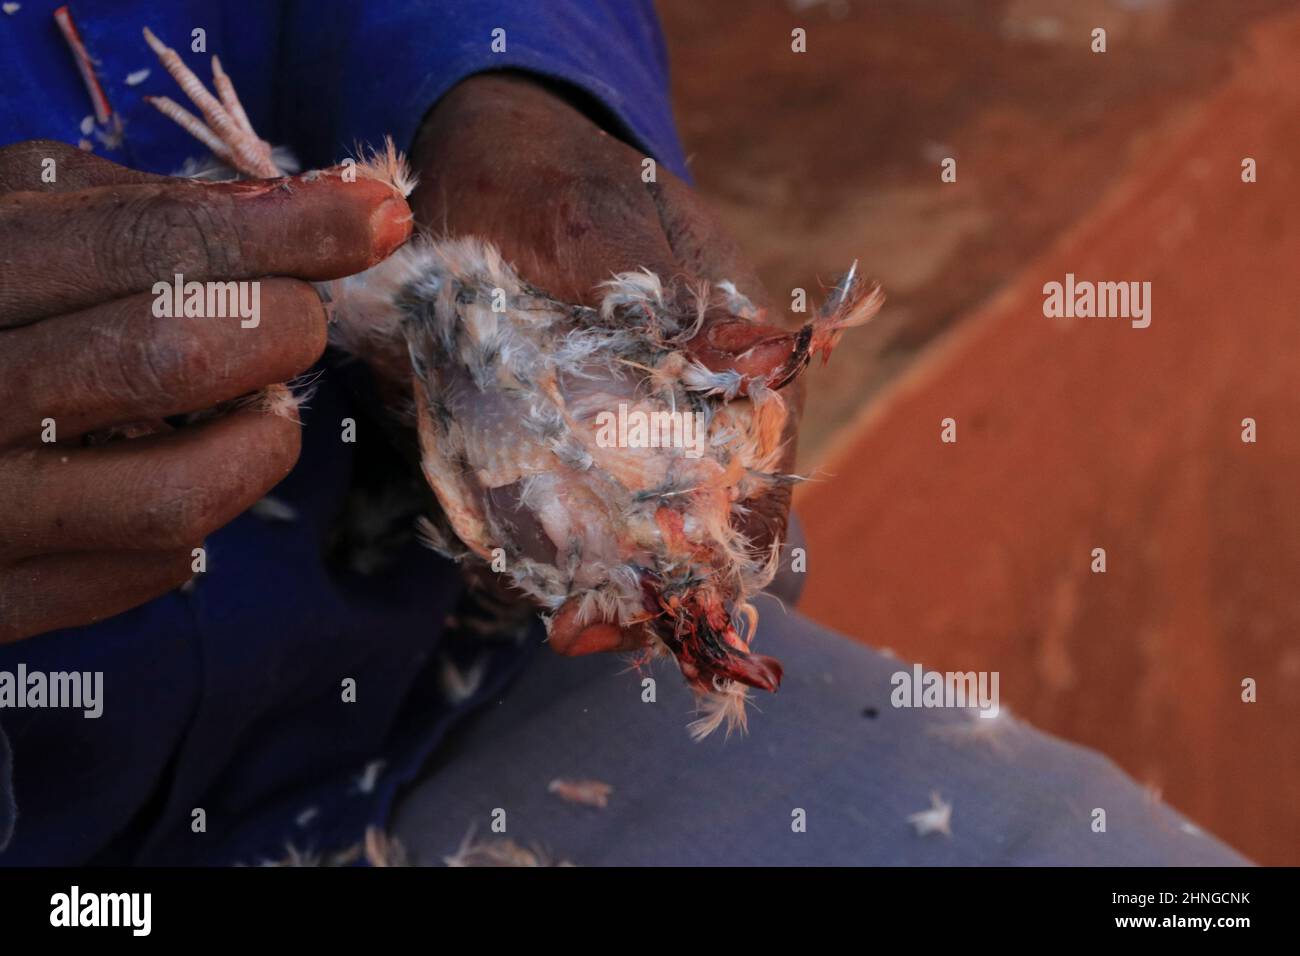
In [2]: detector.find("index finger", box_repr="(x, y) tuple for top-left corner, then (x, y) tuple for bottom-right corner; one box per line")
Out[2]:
(0, 169), (412, 326)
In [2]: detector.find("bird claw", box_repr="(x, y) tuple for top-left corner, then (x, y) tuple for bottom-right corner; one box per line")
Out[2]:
(142, 27), (281, 178)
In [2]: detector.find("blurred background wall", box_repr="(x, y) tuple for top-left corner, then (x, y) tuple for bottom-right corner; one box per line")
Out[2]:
(658, 0), (1299, 864)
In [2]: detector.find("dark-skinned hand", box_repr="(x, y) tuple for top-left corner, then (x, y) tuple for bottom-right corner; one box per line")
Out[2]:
(0, 140), (410, 642)
(409, 75), (804, 657)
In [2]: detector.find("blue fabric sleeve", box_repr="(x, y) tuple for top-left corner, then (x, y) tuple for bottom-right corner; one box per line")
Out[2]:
(277, 0), (688, 178)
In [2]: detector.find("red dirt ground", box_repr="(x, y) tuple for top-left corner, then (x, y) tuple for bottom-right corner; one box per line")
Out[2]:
(661, 0), (1296, 464)
(791, 13), (1300, 864)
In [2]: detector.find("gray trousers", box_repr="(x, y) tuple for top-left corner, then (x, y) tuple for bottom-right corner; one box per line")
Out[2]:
(392, 594), (1248, 866)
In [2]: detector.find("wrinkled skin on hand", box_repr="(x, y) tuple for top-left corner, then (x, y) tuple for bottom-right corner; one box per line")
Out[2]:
(409, 74), (804, 657)
(0, 140), (411, 643)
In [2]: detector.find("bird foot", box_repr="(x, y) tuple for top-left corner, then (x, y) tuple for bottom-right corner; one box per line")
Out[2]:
(141, 27), (282, 179)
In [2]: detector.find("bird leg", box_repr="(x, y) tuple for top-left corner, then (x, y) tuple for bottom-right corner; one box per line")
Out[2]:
(141, 27), (283, 178)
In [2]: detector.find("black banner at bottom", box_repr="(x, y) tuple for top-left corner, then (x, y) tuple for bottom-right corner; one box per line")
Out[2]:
(0, 865), (1289, 941)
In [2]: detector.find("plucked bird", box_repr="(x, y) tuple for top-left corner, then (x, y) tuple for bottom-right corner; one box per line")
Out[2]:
(138, 29), (883, 737)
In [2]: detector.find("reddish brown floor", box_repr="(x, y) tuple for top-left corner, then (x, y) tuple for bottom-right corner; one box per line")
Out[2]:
(661, 0), (1295, 463)
(662, 1), (1300, 863)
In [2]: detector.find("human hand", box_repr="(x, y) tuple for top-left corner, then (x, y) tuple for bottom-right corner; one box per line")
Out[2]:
(408, 75), (803, 656)
(0, 140), (411, 642)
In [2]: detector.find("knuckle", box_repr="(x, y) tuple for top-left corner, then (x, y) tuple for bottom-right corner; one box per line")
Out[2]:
(113, 319), (210, 407)
(0, 140), (44, 174)
(144, 414), (299, 548)
(0, 138), (79, 168)
(558, 168), (641, 218)
(141, 481), (223, 548)
(102, 191), (238, 282)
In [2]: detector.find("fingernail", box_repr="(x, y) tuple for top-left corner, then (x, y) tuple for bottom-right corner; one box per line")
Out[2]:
(558, 622), (624, 657)
(370, 196), (413, 259)
(571, 623), (622, 656)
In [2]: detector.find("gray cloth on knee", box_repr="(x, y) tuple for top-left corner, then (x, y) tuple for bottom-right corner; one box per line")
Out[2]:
(391, 595), (1249, 866)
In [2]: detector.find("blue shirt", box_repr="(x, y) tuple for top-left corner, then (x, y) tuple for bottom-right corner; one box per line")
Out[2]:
(0, 0), (685, 865)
